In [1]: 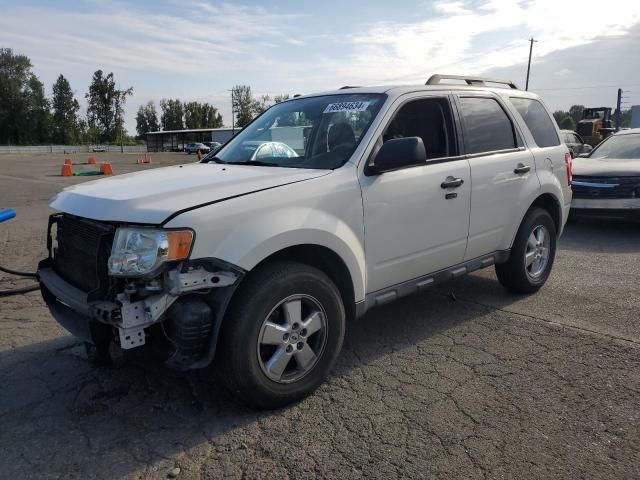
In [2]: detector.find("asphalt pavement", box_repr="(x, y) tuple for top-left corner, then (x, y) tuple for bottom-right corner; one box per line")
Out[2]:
(1, 153), (638, 479)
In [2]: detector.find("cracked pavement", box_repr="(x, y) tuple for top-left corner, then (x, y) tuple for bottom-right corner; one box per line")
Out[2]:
(1, 153), (639, 479)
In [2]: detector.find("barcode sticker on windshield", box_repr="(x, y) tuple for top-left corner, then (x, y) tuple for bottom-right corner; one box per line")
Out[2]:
(323, 101), (370, 114)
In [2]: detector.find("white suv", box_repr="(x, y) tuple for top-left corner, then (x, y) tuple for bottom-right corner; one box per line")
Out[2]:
(38, 75), (572, 408)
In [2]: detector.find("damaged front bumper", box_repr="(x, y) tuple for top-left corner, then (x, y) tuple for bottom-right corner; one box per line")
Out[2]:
(38, 258), (244, 369)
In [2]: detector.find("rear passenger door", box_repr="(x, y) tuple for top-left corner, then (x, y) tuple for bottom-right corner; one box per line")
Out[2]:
(454, 94), (539, 260)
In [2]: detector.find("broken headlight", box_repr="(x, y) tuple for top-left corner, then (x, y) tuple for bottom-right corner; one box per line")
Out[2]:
(107, 228), (193, 276)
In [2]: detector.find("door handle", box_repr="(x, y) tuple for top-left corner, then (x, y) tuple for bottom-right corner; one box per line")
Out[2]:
(441, 177), (464, 189)
(514, 164), (531, 174)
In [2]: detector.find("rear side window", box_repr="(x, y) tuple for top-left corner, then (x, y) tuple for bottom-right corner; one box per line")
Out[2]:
(459, 97), (518, 154)
(509, 97), (560, 148)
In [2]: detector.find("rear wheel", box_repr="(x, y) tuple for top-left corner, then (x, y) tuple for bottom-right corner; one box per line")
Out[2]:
(216, 261), (345, 409)
(496, 208), (557, 293)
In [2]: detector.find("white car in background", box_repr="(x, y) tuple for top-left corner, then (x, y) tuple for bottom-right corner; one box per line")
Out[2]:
(571, 128), (640, 219)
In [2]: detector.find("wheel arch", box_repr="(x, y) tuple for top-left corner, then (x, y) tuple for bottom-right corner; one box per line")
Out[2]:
(529, 193), (562, 236)
(510, 192), (562, 249)
(241, 244), (357, 323)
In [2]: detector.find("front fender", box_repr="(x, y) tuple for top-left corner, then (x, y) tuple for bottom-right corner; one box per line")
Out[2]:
(165, 169), (367, 301)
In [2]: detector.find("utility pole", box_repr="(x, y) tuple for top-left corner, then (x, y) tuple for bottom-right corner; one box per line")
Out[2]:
(616, 88), (622, 131)
(525, 37), (537, 91)
(228, 89), (235, 135)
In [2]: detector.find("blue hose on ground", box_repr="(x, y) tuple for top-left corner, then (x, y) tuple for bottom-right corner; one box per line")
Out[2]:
(0, 208), (16, 224)
(0, 208), (40, 296)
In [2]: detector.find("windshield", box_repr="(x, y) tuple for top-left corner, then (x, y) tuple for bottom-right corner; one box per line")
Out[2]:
(589, 133), (640, 160)
(206, 93), (386, 169)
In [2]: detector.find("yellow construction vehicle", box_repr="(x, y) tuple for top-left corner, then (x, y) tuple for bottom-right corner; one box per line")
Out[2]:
(576, 107), (615, 147)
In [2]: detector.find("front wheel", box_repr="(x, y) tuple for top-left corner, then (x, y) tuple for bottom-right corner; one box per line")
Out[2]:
(496, 208), (557, 293)
(216, 261), (346, 409)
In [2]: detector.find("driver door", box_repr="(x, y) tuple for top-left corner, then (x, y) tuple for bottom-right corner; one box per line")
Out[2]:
(360, 94), (471, 293)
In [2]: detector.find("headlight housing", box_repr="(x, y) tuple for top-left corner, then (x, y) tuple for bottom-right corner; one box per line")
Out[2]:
(107, 228), (193, 276)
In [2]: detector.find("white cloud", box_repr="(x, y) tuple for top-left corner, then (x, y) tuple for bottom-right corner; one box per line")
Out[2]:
(0, 2), (306, 74)
(334, 0), (640, 85)
(1, 0), (639, 132)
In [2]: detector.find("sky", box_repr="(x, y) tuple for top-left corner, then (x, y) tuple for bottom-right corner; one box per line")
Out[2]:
(1, 0), (639, 134)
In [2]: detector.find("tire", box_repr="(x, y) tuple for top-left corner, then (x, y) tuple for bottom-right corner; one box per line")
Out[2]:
(216, 261), (346, 409)
(496, 208), (557, 294)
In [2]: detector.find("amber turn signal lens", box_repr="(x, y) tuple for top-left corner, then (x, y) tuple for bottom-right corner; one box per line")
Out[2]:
(166, 230), (193, 260)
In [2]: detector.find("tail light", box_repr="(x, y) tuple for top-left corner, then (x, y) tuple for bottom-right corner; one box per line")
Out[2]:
(564, 152), (572, 186)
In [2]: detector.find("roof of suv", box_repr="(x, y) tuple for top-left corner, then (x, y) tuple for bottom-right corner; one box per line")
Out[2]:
(292, 74), (540, 100)
(306, 84), (541, 97)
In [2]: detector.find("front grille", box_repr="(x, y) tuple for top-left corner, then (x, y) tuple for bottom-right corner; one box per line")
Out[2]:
(572, 176), (640, 199)
(52, 214), (115, 297)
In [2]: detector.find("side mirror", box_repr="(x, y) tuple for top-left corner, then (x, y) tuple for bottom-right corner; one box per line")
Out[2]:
(369, 137), (427, 174)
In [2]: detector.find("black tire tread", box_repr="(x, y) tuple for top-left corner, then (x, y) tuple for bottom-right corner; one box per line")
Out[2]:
(216, 260), (345, 409)
(496, 208), (557, 294)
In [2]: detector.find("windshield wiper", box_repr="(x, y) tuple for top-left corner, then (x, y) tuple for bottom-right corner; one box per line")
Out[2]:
(226, 160), (280, 167)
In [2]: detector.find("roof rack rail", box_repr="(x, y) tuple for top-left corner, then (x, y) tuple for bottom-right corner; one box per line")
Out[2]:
(339, 85), (362, 90)
(426, 74), (519, 90)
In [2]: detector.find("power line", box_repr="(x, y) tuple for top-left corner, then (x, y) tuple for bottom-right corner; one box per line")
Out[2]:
(532, 83), (640, 92)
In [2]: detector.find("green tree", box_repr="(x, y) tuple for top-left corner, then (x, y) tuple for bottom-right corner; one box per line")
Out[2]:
(569, 105), (584, 125)
(252, 94), (271, 117)
(184, 101), (223, 129)
(24, 75), (51, 144)
(0, 48), (51, 145)
(86, 70), (132, 143)
(135, 101), (160, 138)
(273, 94), (290, 104)
(553, 110), (570, 125)
(614, 108), (632, 129)
(160, 98), (184, 130)
(231, 85), (254, 128)
(51, 74), (80, 144)
(231, 86), (278, 127)
(559, 116), (575, 130)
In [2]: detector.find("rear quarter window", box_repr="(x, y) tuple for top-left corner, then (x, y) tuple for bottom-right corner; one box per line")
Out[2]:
(509, 97), (560, 148)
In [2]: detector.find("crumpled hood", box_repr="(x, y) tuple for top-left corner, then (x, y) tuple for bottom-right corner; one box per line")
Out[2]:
(572, 157), (640, 178)
(50, 163), (329, 224)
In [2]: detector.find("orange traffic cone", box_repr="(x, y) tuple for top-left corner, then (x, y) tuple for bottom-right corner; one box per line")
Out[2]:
(64, 158), (73, 165)
(61, 163), (73, 176)
(100, 162), (113, 175)
(88, 156), (97, 165)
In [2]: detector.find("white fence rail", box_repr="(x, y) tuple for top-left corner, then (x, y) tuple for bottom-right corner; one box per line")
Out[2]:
(0, 145), (148, 154)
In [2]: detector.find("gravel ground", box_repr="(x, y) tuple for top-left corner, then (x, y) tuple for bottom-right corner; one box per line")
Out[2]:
(0, 153), (639, 479)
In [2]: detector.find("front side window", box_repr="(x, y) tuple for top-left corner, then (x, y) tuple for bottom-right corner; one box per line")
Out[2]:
(208, 94), (386, 169)
(459, 97), (518, 154)
(509, 97), (560, 148)
(382, 97), (457, 159)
